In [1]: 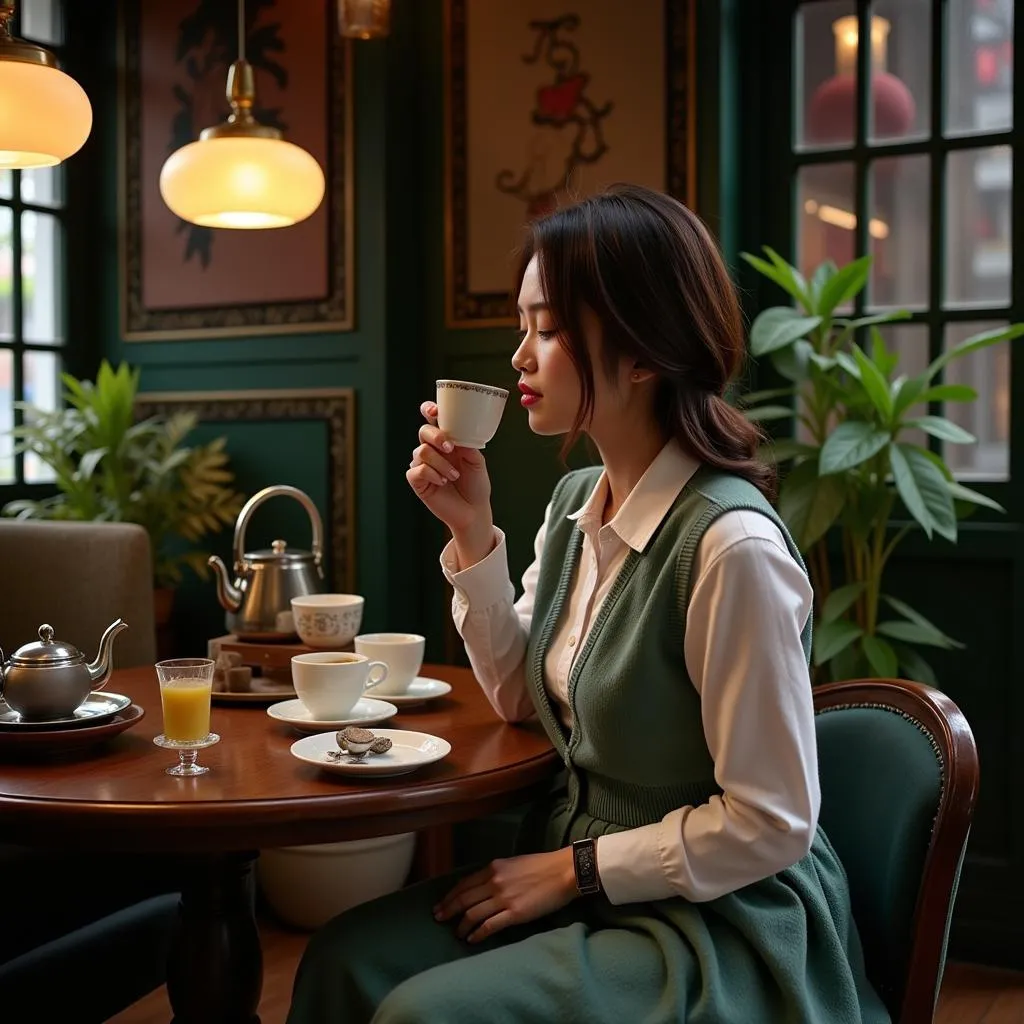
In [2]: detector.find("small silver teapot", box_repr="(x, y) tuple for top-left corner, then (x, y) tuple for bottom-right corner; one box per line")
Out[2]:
(0, 619), (129, 720)
(208, 484), (325, 641)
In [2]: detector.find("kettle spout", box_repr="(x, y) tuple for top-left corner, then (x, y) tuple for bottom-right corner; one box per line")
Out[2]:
(87, 618), (130, 687)
(208, 555), (243, 613)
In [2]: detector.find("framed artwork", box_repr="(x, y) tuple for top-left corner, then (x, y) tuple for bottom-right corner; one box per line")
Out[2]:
(133, 388), (356, 590)
(119, 0), (354, 341)
(444, 0), (696, 327)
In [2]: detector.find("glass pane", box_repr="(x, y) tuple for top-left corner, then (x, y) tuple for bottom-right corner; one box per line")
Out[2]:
(0, 207), (12, 341)
(797, 0), (855, 150)
(943, 320), (1010, 479)
(946, 0), (1013, 137)
(870, 2), (931, 143)
(21, 167), (63, 207)
(881, 324), (929, 449)
(23, 349), (59, 483)
(798, 163), (856, 300)
(0, 170), (10, 200)
(945, 146), (1011, 308)
(21, 0), (62, 45)
(0, 348), (13, 484)
(22, 211), (63, 343)
(868, 155), (929, 309)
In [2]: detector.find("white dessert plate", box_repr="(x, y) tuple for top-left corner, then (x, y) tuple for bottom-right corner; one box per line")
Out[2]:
(365, 677), (452, 708)
(266, 697), (398, 734)
(290, 728), (451, 778)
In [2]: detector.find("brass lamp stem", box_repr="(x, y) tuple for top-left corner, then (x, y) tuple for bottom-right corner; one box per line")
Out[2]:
(0, 1), (58, 68)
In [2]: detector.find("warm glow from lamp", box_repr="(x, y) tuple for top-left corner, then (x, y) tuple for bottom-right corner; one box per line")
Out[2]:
(804, 199), (889, 240)
(832, 15), (891, 75)
(160, 136), (325, 229)
(339, 0), (390, 39)
(0, 5), (92, 168)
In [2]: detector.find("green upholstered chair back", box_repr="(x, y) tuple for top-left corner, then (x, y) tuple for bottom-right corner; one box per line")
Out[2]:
(814, 680), (979, 1024)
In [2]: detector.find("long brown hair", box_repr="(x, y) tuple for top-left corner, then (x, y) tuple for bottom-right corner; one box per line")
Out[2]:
(514, 183), (775, 500)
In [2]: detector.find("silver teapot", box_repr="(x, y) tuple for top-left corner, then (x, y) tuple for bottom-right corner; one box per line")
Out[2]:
(0, 619), (129, 720)
(208, 484), (325, 641)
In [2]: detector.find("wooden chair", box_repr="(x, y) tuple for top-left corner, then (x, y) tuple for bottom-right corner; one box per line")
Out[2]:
(814, 678), (980, 1024)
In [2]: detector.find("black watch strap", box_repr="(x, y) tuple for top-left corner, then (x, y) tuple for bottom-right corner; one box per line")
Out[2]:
(572, 837), (601, 895)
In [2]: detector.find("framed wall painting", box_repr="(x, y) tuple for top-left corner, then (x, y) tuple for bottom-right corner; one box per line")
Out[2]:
(119, 0), (355, 341)
(444, 0), (696, 328)
(133, 388), (356, 591)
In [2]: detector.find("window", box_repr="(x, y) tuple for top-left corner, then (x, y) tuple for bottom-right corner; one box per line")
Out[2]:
(0, 0), (67, 484)
(791, 0), (1015, 479)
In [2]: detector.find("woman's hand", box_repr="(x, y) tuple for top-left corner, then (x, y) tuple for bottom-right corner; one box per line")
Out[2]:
(433, 849), (578, 944)
(407, 401), (495, 565)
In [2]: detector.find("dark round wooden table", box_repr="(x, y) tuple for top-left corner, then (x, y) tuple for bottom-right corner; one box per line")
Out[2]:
(0, 663), (558, 1024)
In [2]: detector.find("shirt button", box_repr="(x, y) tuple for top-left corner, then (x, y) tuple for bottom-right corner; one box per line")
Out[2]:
(568, 635), (577, 647)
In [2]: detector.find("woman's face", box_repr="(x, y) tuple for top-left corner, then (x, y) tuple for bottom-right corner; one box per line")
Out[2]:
(511, 254), (635, 439)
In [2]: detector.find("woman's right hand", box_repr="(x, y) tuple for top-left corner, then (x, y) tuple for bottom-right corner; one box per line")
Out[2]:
(407, 402), (495, 562)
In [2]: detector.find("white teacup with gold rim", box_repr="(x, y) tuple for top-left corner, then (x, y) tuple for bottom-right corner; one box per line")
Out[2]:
(291, 594), (364, 648)
(291, 652), (389, 720)
(435, 379), (509, 449)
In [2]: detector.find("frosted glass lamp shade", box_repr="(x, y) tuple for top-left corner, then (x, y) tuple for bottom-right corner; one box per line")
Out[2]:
(0, 59), (92, 167)
(159, 135), (326, 229)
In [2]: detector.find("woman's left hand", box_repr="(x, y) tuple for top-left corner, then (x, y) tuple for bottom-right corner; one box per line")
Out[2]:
(434, 849), (578, 943)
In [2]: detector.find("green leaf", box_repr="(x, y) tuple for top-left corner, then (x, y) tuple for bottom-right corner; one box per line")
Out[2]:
(833, 310), (912, 335)
(877, 620), (962, 649)
(926, 323), (1024, 379)
(904, 415), (976, 444)
(829, 642), (868, 682)
(808, 260), (837, 307)
(750, 307), (823, 356)
(767, 439), (817, 462)
(816, 255), (871, 318)
(917, 384), (978, 403)
(822, 582), (865, 624)
(814, 619), (864, 666)
(743, 404), (794, 423)
(819, 422), (891, 475)
(852, 343), (894, 422)
(736, 386), (796, 407)
(888, 443), (957, 542)
(892, 374), (929, 418)
(881, 595), (965, 648)
(945, 481), (1005, 514)
(772, 339), (814, 382)
(740, 252), (810, 307)
(861, 635), (899, 678)
(887, 640), (938, 687)
(778, 459), (846, 549)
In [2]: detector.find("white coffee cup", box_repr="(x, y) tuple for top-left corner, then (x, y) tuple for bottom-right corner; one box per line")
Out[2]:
(291, 652), (389, 720)
(435, 379), (509, 449)
(354, 633), (425, 696)
(291, 594), (364, 648)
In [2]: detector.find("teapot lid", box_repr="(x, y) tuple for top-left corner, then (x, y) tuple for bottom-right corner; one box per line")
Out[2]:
(10, 624), (84, 666)
(244, 539), (316, 564)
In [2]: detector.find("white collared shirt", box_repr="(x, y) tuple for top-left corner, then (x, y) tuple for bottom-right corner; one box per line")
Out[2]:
(440, 440), (819, 905)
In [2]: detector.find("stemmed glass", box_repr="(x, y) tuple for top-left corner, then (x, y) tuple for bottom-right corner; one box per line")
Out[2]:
(153, 658), (219, 776)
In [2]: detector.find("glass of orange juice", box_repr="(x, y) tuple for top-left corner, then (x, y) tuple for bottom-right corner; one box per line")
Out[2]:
(153, 658), (218, 776)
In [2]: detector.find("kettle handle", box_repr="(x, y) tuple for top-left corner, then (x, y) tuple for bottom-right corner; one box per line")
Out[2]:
(233, 485), (324, 574)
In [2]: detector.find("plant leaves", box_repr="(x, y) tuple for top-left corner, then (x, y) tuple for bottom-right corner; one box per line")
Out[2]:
(750, 307), (823, 356)
(822, 582), (865, 624)
(852, 343), (894, 422)
(881, 595), (965, 648)
(740, 252), (810, 309)
(945, 480), (1005, 514)
(917, 384), (978, 403)
(862, 635), (899, 678)
(819, 421), (891, 475)
(904, 415), (976, 444)
(892, 374), (928, 418)
(772, 339), (815, 382)
(817, 255), (871, 318)
(877, 620), (962, 649)
(736, 386), (797, 406)
(743, 404), (794, 423)
(808, 260), (837, 307)
(777, 459), (846, 549)
(814, 619), (864, 666)
(888, 443), (957, 542)
(887, 640), (938, 687)
(926, 323), (1024, 379)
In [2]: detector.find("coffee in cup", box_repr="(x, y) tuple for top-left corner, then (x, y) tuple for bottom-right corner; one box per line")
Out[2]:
(291, 652), (389, 720)
(354, 633), (425, 695)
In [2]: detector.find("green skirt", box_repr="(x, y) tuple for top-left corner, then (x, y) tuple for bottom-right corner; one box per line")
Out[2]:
(286, 824), (890, 1024)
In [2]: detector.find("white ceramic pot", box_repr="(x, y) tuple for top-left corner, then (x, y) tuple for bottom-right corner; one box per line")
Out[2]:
(258, 831), (416, 931)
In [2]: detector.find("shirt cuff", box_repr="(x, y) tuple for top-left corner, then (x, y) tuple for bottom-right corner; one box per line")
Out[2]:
(595, 812), (685, 905)
(439, 528), (512, 612)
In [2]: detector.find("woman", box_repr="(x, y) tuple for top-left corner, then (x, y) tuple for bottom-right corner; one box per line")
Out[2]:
(287, 184), (889, 1023)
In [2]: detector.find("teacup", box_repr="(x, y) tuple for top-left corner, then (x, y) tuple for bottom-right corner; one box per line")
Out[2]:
(435, 379), (509, 449)
(291, 594), (364, 648)
(355, 633), (425, 696)
(291, 652), (389, 720)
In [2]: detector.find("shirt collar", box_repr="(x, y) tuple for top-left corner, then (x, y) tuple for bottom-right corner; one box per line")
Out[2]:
(565, 439), (701, 552)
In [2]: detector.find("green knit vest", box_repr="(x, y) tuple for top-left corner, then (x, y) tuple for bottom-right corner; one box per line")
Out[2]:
(524, 465), (812, 845)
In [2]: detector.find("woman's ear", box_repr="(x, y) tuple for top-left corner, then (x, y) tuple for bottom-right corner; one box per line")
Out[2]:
(628, 365), (657, 384)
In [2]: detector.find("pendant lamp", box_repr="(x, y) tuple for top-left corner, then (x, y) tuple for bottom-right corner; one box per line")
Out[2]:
(339, 0), (391, 40)
(159, 0), (325, 229)
(0, 1), (92, 168)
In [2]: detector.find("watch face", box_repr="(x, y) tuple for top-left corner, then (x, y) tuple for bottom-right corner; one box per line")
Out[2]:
(574, 838), (600, 893)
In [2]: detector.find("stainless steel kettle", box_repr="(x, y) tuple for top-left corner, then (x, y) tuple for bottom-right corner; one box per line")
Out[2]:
(207, 485), (325, 641)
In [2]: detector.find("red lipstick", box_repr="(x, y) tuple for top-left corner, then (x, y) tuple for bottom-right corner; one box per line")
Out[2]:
(518, 382), (541, 407)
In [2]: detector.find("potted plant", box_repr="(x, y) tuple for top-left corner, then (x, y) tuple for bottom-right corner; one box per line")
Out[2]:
(739, 247), (1024, 685)
(3, 360), (245, 632)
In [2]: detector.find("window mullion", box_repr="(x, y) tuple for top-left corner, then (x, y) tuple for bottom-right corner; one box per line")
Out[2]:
(11, 170), (24, 485)
(853, 0), (870, 310)
(926, 0), (945, 429)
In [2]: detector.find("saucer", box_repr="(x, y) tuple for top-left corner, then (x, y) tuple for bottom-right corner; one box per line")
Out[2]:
(290, 728), (451, 777)
(0, 691), (133, 729)
(365, 677), (452, 708)
(0, 703), (145, 758)
(266, 697), (398, 734)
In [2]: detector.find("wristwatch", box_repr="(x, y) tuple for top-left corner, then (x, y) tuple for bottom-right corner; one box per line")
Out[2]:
(572, 837), (602, 896)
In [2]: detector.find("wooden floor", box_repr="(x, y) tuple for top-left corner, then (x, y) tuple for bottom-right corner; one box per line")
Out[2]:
(109, 915), (1024, 1024)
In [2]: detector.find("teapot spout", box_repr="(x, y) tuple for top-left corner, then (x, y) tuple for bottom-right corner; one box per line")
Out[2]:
(87, 618), (129, 688)
(208, 555), (243, 613)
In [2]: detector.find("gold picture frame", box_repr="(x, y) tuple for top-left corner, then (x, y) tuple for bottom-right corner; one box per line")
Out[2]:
(444, 0), (697, 328)
(118, 0), (355, 341)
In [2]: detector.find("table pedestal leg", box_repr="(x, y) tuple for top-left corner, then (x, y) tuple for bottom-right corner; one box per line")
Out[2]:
(168, 852), (263, 1024)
